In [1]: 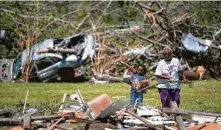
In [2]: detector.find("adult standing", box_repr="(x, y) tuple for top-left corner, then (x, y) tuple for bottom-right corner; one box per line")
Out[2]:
(155, 47), (187, 108)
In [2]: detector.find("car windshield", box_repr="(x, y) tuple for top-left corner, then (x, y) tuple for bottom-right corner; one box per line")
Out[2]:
(12, 53), (22, 79)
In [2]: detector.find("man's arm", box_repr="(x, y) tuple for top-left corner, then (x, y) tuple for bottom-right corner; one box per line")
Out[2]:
(155, 62), (171, 80)
(156, 75), (171, 80)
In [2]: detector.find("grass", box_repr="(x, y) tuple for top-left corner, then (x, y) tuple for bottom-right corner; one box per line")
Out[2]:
(0, 80), (221, 115)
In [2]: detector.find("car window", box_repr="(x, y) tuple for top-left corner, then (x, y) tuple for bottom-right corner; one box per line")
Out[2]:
(12, 53), (22, 78)
(49, 57), (61, 64)
(54, 38), (63, 45)
(36, 57), (53, 71)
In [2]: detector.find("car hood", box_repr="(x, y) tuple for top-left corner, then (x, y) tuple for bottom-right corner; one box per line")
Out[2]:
(21, 39), (54, 66)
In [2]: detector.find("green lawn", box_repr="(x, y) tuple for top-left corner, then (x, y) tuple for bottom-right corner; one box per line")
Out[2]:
(0, 80), (221, 115)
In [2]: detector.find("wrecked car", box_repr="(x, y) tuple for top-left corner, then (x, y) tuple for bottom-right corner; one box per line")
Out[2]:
(181, 33), (221, 53)
(0, 34), (94, 82)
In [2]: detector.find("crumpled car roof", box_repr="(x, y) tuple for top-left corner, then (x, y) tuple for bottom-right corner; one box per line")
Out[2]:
(181, 33), (211, 53)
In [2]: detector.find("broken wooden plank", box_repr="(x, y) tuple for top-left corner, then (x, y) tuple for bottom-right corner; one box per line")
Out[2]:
(170, 101), (185, 130)
(0, 118), (22, 125)
(78, 122), (118, 130)
(47, 116), (65, 130)
(0, 110), (12, 118)
(162, 107), (189, 115)
(185, 110), (221, 117)
(0, 115), (64, 124)
(30, 115), (62, 120)
(23, 114), (31, 129)
(126, 108), (163, 129)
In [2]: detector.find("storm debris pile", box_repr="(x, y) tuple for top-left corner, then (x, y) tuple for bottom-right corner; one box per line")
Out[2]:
(0, 90), (220, 130)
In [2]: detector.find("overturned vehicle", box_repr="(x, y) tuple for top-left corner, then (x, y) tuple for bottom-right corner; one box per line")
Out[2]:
(0, 34), (94, 82)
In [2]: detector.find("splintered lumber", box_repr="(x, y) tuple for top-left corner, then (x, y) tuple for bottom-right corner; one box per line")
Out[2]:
(30, 115), (62, 120)
(162, 107), (189, 115)
(47, 116), (65, 130)
(0, 118), (22, 125)
(170, 101), (185, 130)
(0, 115), (65, 125)
(185, 110), (221, 117)
(163, 108), (221, 118)
(126, 108), (163, 129)
(0, 110), (12, 117)
(78, 122), (118, 130)
(23, 114), (31, 129)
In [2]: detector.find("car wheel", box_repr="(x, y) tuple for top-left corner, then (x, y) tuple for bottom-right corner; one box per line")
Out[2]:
(58, 67), (75, 82)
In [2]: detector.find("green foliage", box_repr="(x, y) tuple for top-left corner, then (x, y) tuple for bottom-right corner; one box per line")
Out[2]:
(119, 6), (139, 24)
(101, 13), (115, 26)
(193, 1), (221, 25)
(76, 11), (87, 19)
(1, 1), (220, 59)
(0, 1), (84, 58)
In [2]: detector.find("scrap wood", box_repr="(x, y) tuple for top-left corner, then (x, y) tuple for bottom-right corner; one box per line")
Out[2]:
(0, 115), (67, 125)
(47, 116), (65, 130)
(23, 114), (31, 129)
(170, 101), (185, 130)
(116, 105), (163, 129)
(162, 107), (189, 115)
(77, 122), (118, 130)
(162, 108), (221, 120)
(0, 110), (12, 118)
(182, 118), (199, 124)
(30, 115), (62, 120)
(65, 118), (93, 124)
(0, 118), (22, 125)
(185, 110), (221, 117)
(126, 108), (163, 129)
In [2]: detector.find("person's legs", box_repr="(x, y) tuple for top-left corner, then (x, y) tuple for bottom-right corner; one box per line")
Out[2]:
(158, 88), (170, 107)
(130, 91), (136, 105)
(170, 89), (180, 107)
(136, 93), (143, 103)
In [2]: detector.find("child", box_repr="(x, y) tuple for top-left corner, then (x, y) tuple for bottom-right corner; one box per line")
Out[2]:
(129, 65), (149, 105)
(121, 62), (149, 105)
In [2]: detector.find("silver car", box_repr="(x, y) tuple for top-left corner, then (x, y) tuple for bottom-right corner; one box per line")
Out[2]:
(0, 34), (94, 82)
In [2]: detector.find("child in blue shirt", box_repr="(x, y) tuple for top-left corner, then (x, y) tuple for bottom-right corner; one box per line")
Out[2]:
(129, 65), (148, 105)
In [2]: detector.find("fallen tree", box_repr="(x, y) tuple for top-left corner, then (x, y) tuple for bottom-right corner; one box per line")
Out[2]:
(89, 1), (221, 81)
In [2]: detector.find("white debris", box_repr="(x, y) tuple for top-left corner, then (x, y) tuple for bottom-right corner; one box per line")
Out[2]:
(192, 115), (221, 124)
(136, 105), (160, 116)
(26, 108), (39, 115)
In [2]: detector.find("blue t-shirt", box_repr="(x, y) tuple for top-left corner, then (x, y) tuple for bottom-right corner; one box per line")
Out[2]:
(130, 74), (147, 93)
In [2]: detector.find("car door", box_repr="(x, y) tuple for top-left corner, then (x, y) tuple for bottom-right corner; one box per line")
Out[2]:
(35, 56), (60, 82)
